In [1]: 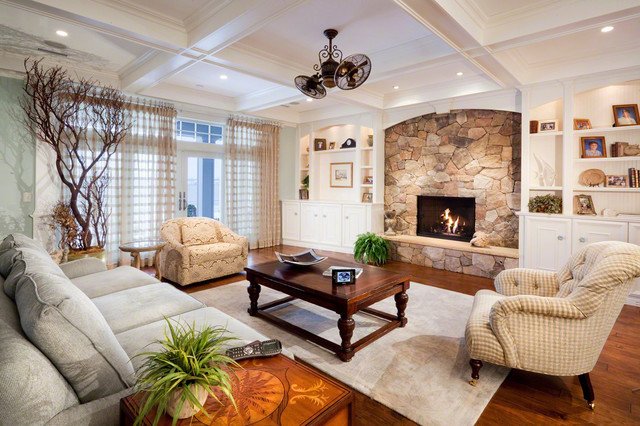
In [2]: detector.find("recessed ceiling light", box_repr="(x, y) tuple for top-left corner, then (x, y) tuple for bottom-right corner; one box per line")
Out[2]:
(219, 74), (228, 80)
(601, 26), (614, 33)
(457, 72), (464, 76)
(306, 98), (313, 102)
(393, 85), (399, 90)
(56, 30), (68, 37)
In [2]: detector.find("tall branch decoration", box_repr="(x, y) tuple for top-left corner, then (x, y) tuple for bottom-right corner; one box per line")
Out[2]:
(20, 58), (130, 253)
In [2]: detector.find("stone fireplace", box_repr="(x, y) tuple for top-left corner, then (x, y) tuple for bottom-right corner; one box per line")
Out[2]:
(417, 195), (475, 242)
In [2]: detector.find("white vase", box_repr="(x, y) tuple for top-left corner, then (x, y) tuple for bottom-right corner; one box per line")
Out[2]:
(166, 384), (209, 419)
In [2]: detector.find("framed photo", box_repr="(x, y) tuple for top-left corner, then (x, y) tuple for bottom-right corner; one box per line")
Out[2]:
(314, 138), (326, 151)
(362, 192), (373, 203)
(573, 118), (592, 130)
(574, 194), (596, 215)
(612, 104), (639, 127)
(298, 188), (309, 200)
(332, 268), (356, 286)
(529, 120), (539, 134)
(363, 176), (373, 185)
(330, 162), (353, 188)
(580, 136), (606, 158)
(328, 141), (336, 150)
(605, 175), (628, 187)
(538, 119), (558, 132)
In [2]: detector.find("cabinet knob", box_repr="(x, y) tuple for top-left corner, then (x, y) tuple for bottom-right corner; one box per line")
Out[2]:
(579, 237), (586, 243)
(314, 214), (318, 217)
(322, 215), (326, 218)
(345, 216), (349, 219)
(557, 235), (564, 241)
(294, 212), (298, 216)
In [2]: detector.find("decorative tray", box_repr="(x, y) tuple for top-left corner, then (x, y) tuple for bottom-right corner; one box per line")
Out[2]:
(275, 249), (327, 266)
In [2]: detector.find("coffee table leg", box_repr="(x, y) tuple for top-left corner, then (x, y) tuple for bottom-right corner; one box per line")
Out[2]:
(247, 280), (261, 316)
(395, 290), (409, 327)
(338, 314), (355, 362)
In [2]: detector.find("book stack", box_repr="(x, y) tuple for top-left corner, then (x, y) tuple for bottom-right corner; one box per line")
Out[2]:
(629, 168), (639, 188)
(612, 142), (629, 157)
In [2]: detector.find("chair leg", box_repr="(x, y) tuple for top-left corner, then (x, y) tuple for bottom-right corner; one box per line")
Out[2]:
(578, 373), (595, 410)
(469, 359), (483, 386)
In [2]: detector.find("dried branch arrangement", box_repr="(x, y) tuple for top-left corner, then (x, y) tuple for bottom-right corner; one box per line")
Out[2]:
(20, 58), (131, 251)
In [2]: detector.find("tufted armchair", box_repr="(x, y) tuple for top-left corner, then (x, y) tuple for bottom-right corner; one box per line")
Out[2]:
(160, 217), (248, 286)
(465, 241), (640, 409)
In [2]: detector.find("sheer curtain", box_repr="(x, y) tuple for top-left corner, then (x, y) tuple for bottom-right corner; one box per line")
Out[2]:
(225, 117), (281, 249)
(106, 100), (177, 265)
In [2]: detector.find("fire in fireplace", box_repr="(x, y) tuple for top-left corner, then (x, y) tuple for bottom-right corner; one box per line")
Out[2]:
(417, 195), (475, 242)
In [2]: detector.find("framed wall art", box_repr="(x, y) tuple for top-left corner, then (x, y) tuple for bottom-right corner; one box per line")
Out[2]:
(330, 162), (353, 188)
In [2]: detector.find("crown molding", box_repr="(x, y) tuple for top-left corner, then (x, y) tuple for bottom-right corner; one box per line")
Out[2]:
(95, 0), (184, 30)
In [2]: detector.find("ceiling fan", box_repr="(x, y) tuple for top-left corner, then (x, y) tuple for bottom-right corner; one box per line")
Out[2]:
(294, 29), (372, 99)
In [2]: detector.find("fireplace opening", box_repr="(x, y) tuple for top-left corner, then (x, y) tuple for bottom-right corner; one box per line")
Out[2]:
(417, 195), (475, 242)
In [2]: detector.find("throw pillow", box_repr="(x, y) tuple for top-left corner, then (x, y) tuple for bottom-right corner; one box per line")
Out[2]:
(181, 220), (222, 246)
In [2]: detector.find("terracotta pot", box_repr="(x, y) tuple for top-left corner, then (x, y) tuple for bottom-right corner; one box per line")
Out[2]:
(66, 247), (106, 263)
(166, 384), (209, 419)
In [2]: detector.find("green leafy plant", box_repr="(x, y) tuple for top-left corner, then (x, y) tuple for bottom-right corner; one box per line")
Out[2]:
(134, 319), (238, 426)
(354, 232), (391, 266)
(528, 194), (562, 214)
(301, 175), (309, 189)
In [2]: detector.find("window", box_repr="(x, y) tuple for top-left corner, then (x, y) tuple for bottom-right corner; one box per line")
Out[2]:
(176, 119), (223, 145)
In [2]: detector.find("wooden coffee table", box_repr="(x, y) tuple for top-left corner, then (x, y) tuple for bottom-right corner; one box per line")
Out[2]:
(120, 354), (353, 425)
(245, 258), (410, 362)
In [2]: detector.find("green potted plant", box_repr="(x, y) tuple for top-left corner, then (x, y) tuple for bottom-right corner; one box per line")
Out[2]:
(528, 194), (562, 214)
(353, 232), (391, 266)
(134, 319), (238, 426)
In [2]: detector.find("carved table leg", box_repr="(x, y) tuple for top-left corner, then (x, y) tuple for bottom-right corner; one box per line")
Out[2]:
(469, 359), (483, 386)
(247, 279), (261, 316)
(131, 252), (141, 269)
(579, 373), (595, 410)
(338, 314), (355, 362)
(153, 249), (162, 281)
(395, 290), (409, 327)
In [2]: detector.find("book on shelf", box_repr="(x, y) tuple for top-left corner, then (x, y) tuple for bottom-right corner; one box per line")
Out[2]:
(629, 168), (639, 188)
(612, 142), (629, 157)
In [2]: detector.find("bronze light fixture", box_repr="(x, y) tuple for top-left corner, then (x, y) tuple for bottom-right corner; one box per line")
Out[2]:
(294, 29), (372, 99)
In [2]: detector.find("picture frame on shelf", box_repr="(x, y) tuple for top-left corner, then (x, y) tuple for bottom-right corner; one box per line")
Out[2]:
(580, 136), (606, 158)
(329, 162), (353, 188)
(362, 192), (373, 203)
(314, 138), (327, 151)
(529, 120), (539, 134)
(538, 119), (558, 132)
(329, 141), (336, 150)
(612, 104), (639, 127)
(605, 175), (628, 188)
(299, 188), (309, 200)
(573, 118), (592, 130)
(363, 176), (373, 185)
(574, 194), (596, 215)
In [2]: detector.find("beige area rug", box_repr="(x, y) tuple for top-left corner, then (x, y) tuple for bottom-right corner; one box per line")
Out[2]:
(192, 281), (509, 425)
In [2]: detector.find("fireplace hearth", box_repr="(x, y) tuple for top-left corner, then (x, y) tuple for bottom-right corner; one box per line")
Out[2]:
(417, 195), (475, 242)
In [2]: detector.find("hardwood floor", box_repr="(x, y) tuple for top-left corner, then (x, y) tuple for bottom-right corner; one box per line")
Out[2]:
(164, 244), (640, 425)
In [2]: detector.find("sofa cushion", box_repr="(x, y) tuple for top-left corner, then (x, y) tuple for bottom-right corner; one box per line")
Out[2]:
(116, 306), (270, 372)
(187, 243), (243, 264)
(3, 246), (67, 300)
(0, 233), (46, 253)
(92, 283), (205, 334)
(72, 266), (159, 299)
(0, 317), (79, 425)
(181, 220), (222, 246)
(15, 271), (135, 403)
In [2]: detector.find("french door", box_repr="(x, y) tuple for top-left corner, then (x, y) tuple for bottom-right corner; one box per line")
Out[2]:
(176, 150), (225, 220)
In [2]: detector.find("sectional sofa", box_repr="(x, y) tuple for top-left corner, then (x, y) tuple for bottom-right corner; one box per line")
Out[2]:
(0, 234), (269, 425)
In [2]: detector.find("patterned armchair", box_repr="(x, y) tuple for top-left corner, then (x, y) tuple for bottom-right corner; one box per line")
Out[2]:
(160, 217), (248, 286)
(465, 241), (640, 409)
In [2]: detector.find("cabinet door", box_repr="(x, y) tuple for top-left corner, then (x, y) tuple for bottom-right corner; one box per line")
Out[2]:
(299, 203), (321, 243)
(281, 202), (300, 241)
(572, 220), (628, 252)
(524, 217), (571, 271)
(629, 223), (640, 245)
(320, 204), (342, 246)
(342, 205), (367, 247)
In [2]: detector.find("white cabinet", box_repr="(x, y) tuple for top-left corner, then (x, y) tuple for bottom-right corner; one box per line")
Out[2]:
(629, 223), (640, 245)
(342, 205), (367, 247)
(524, 216), (571, 271)
(281, 201), (300, 241)
(319, 204), (342, 246)
(299, 203), (321, 242)
(572, 220), (628, 252)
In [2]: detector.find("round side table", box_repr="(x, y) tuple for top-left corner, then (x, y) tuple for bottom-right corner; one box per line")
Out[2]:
(119, 240), (166, 280)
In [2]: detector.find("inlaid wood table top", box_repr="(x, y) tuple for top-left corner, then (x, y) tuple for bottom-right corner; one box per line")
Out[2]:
(118, 240), (166, 252)
(120, 354), (353, 425)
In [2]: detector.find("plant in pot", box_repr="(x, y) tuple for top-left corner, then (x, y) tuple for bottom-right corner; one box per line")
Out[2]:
(20, 58), (130, 260)
(134, 319), (238, 426)
(528, 194), (562, 214)
(353, 232), (391, 266)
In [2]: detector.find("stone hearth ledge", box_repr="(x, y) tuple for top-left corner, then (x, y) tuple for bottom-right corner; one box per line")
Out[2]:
(382, 234), (519, 278)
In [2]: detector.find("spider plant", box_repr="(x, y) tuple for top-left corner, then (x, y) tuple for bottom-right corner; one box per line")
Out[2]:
(353, 232), (391, 266)
(134, 319), (239, 426)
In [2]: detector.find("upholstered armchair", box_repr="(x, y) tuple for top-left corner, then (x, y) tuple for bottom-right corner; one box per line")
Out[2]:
(465, 241), (640, 409)
(160, 217), (248, 286)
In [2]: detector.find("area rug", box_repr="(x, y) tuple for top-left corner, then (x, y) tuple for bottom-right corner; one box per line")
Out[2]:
(192, 281), (509, 425)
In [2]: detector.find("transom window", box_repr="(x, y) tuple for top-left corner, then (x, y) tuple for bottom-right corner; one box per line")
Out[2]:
(176, 119), (223, 145)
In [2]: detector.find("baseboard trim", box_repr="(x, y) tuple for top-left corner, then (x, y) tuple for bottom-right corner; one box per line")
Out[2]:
(626, 292), (640, 307)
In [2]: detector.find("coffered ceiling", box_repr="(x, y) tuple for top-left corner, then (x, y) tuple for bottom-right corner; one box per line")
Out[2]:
(0, 0), (639, 123)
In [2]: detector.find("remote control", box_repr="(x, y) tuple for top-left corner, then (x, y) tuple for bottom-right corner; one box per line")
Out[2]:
(226, 339), (282, 361)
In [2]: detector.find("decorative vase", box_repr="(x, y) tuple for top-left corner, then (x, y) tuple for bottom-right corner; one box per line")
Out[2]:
(166, 384), (209, 419)
(367, 134), (373, 147)
(66, 247), (106, 263)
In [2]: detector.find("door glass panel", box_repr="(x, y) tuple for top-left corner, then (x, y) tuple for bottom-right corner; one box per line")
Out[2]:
(186, 157), (222, 220)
